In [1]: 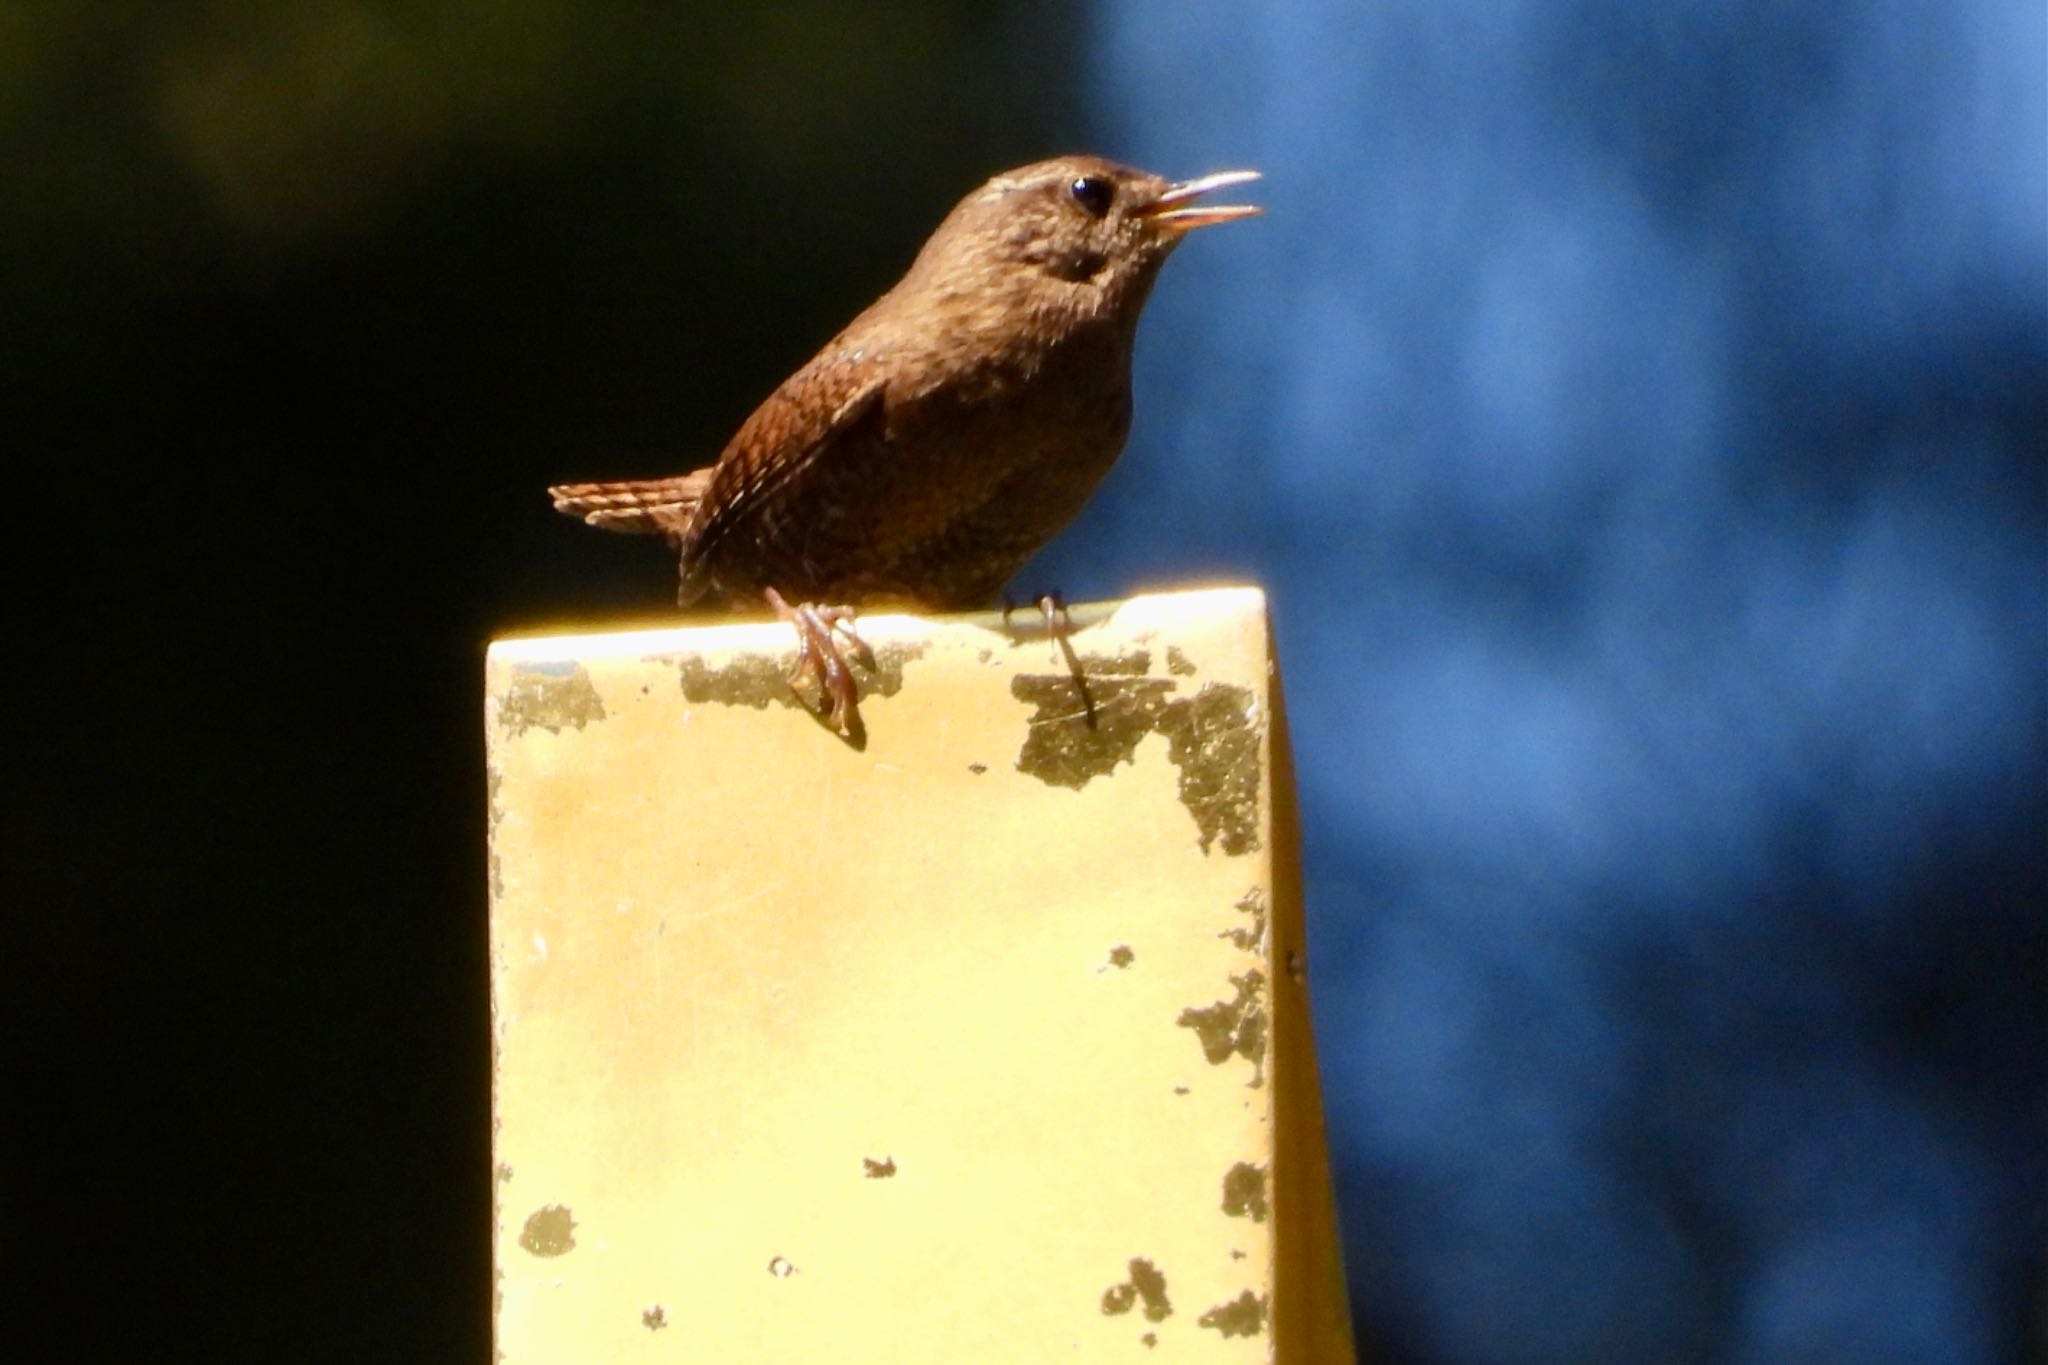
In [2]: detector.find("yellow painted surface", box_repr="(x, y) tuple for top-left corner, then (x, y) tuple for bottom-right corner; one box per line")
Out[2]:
(486, 586), (1353, 1362)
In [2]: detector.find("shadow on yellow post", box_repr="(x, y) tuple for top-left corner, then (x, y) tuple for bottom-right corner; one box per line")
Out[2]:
(486, 586), (1355, 1361)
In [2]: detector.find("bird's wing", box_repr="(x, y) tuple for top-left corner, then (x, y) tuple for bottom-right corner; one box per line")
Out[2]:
(676, 352), (890, 603)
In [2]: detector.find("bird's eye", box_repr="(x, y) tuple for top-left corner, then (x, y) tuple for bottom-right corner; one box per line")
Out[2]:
(1068, 175), (1114, 218)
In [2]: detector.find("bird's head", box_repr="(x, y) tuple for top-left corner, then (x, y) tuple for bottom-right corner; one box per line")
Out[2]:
(904, 156), (1261, 326)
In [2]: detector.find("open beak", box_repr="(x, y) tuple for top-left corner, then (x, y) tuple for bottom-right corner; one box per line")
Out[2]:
(1138, 169), (1263, 230)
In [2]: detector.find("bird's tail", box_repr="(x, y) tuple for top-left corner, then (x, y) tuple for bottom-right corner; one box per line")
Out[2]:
(547, 470), (712, 539)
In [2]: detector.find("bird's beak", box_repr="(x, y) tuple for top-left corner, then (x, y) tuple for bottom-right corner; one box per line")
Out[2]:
(1138, 169), (1263, 230)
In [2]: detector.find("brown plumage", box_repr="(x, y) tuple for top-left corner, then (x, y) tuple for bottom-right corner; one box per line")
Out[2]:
(546, 470), (710, 537)
(549, 155), (1260, 732)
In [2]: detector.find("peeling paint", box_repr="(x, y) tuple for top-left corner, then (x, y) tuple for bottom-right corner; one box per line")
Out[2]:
(1220, 887), (1267, 950)
(1099, 1257), (1173, 1322)
(1197, 1290), (1267, 1338)
(1012, 672), (1262, 856)
(1222, 1162), (1270, 1223)
(1129, 1259), (1172, 1322)
(1177, 969), (1268, 1085)
(1165, 645), (1197, 677)
(519, 1205), (576, 1257)
(486, 767), (506, 901)
(1012, 672), (1174, 787)
(1078, 648), (1151, 676)
(675, 652), (797, 711)
(675, 642), (925, 712)
(498, 667), (606, 737)
(1157, 684), (1262, 856)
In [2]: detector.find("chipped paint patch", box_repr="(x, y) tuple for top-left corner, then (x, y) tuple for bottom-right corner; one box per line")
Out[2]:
(675, 642), (925, 712)
(1128, 1259), (1172, 1322)
(1165, 645), (1197, 677)
(1012, 673), (1174, 787)
(1177, 970), (1268, 1086)
(1197, 1290), (1267, 1338)
(519, 1204), (576, 1257)
(1221, 1162), (1269, 1223)
(1077, 648), (1152, 676)
(1107, 945), (1135, 969)
(863, 1156), (897, 1178)
(676, 651), (798, 711)
(1157, 684), (1262, 856)
(1012, 672), (1262, 856)
(486, 767), (506, 901)
(1099, 1257), (1173, 1322)
(498, 667), (606, 737)
(1219, 887), (1267, 951)
(642, 1305), (667, 1330)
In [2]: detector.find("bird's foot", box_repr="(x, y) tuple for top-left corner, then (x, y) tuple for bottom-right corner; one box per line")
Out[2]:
(764, 587), (872, 737)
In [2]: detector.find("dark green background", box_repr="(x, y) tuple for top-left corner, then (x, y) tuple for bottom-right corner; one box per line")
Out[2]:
(11, 6), (1085, 1355)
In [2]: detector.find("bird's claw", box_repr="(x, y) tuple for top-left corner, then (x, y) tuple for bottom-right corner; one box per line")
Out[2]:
(765, 588), (868, 737)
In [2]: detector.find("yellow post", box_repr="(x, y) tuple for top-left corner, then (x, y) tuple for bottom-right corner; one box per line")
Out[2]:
(486, 586), (1354, 1361)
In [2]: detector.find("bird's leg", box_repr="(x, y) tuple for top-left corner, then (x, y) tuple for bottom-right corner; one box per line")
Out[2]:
(1002, 590), (1075, 666)
(1039, 592), (1094, 728)
(1004, 589), (1095, 728)
(763, 587), (869, 736)
(1037, 592), (1074, 668)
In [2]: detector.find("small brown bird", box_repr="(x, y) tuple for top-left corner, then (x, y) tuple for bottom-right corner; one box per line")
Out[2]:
(549, 155), (1260, 734)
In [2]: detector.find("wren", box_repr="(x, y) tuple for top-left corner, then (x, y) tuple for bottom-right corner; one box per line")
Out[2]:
(549, 155), (1260, 735)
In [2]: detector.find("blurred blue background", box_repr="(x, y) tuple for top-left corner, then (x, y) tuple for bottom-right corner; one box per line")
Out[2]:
(9, 1), (2042, 1360)
(1055, 6), (2047, 1357)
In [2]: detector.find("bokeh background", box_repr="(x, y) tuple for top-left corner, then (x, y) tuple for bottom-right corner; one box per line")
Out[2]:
(9, 2), (2043, 1360)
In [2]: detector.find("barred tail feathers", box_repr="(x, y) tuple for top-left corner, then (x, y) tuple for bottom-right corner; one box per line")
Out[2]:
(547, 470), (711, 537)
